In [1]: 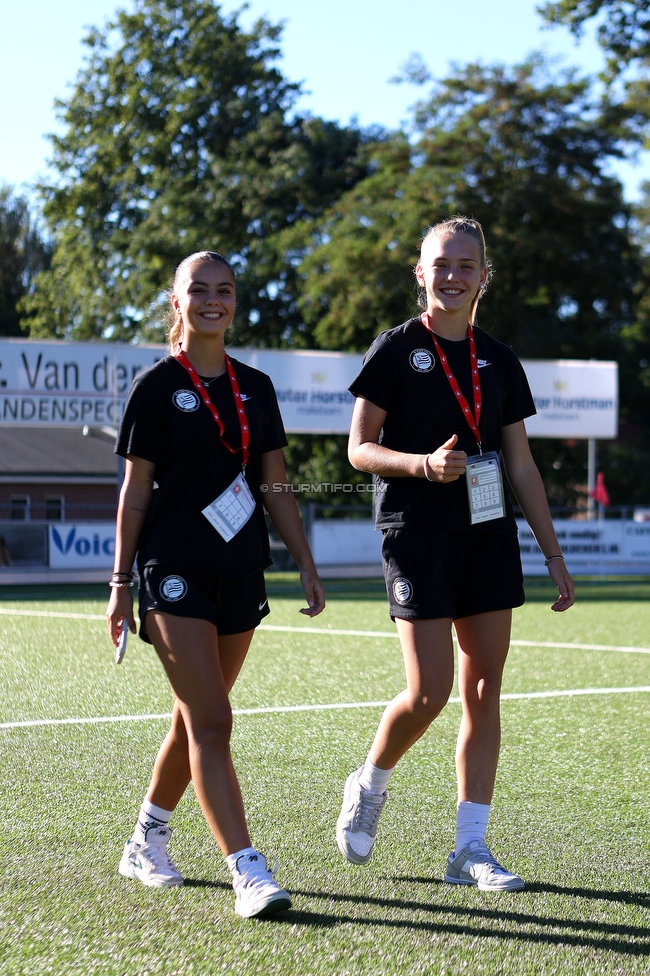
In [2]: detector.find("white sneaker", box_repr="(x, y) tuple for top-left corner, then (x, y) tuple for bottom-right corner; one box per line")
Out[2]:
(444, 839), (524, 891)
(232, 852), (291, 918)
(336, 767), (387, 865)
(118, 825), (184, 888)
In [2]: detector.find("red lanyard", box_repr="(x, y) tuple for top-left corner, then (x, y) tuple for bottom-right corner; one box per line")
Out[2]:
(174, 346), (250, 469)
(421, 313), (482, 452)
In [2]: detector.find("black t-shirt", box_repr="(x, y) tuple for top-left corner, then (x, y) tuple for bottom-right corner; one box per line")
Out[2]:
(116, 356), (287, 576)
(348, 318), (536, 532)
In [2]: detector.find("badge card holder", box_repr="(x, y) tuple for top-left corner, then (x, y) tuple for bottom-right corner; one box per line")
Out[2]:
(202, 471), (257, 542)
(466, 451), (505, 525)
(174, 347), (255, 543)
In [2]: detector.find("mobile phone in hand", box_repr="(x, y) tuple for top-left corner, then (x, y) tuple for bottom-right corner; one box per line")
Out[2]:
(115, 619), (129, 665)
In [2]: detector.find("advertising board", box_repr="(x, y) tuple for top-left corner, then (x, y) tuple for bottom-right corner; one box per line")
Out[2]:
(0, 339), (163, 429)
(0, 340), (618, 438)
(49, 523), (115, 569)
(523, 359), (618, 439)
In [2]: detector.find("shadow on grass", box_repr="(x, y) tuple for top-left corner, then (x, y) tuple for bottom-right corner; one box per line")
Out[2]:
(523, 580), (650, 603)
(393, 876), (650, 908)
(179, 875), (650, 952)
(0, 578), (390, 603)
(182, 878), (231, 891)
(3, 578), (650, 604)
(264, 884), (650, 954)
(0, 584), (108, 602)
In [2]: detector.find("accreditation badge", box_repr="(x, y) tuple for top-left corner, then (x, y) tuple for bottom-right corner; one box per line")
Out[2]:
(466, 451), (505, 525)
(201, 471), (256, 542)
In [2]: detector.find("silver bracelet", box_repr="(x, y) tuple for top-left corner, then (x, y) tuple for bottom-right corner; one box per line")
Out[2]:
(544, 555), (565, 566)
(423, 454), (434, 482)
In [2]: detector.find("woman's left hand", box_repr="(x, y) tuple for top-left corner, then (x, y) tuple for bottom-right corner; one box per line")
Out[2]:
(299, 566), (326, 617)
(547, 557), (575, 612)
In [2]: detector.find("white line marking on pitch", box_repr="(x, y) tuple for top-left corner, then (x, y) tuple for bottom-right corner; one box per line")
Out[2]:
(1, 608), (650, 655)
(3, 685), (650, 730)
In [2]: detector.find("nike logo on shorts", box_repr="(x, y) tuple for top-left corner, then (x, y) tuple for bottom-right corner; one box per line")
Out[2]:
(258, 599), (267, 611)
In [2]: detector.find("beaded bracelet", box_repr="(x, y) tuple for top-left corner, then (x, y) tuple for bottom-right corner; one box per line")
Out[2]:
(544, 555), (565, 566)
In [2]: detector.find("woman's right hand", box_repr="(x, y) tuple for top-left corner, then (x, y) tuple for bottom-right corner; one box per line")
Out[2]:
(106, 586), (137, 647)
(424, 434), (468, 483)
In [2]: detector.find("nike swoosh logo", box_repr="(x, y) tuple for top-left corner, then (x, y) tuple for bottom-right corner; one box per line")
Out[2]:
(258, 600), (267, 611)
(477, 360), (491, 368)
(240, 394), (251, 401)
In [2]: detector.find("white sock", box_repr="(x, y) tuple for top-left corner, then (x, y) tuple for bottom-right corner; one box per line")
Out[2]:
(455, 801), (490, 853)
(132, 797), (173, 844)
(358, 759), (394, 795)
(225, 847), (258, 874)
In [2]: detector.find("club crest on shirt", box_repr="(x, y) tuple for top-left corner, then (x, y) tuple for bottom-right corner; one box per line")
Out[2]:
(172, 389), (200, 412)
(393, 577), (413, 605)
(409, 349), (435, 373)
(159, 575), (188, 602)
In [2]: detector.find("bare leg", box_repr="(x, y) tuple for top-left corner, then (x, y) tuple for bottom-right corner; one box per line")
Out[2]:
(368, 617), (455, 769)
(454, 609), (512, 804)
(146, 629), (254, 812)
(144, 612), (253, 855)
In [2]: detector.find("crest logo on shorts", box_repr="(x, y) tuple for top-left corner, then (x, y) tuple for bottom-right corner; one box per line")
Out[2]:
(159, 575), (188, 602)
(393, 577), (413, 605)
(409, 349), (434, 372)
(172, 390), (200, 412)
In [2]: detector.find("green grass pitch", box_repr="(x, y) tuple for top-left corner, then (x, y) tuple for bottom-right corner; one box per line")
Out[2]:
(1, 577), (650, 974)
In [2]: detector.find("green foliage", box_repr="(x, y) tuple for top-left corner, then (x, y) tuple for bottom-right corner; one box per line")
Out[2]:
(540, 1), (650, 146)
(282, 434), (371, 510)
(0, 187), (51, 336)
(540, 0), (650, 73)
(24, 0), (367, 344)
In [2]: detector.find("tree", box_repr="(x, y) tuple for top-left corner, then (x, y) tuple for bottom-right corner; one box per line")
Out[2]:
(24, 0), (368, 346)
(294, 59), (638, 356)
(539, 4), (650, 503)
(0, 187), (51, 337)
(540, 1), (650, 74)
(540, 1), (650, 145)
(289, 58), (644, 504)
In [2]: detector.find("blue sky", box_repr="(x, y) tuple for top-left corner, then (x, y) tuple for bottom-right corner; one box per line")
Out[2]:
(3, 0), (648, 200)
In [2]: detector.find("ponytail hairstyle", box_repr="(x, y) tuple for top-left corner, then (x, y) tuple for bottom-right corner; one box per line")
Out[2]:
(167, 250), (235, 353)
(416, 216), (493, 325)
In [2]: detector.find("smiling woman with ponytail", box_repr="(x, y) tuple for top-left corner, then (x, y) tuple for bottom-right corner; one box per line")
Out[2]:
(336, 216), (574, 891)
(106, 249), (324, 919)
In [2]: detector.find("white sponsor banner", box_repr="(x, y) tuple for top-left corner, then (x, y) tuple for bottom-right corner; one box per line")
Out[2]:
(230, 348), (362, 433)
(311, 518), (650, 575)
(0, 339), (361, 434)
(521, 359), (618, 439)
(0, 339), (164, 428)
(311, 519), (382, 565)
(0, 340), (618, 438)
(518, 519), (650, 575)
(49, 523), (115, 568)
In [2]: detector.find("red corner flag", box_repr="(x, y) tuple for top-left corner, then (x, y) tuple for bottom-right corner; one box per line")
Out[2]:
(590, 472), (610, 507)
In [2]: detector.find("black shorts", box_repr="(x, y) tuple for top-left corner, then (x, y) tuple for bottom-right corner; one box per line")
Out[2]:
(382, 525), (525, 621)
(137, 565), (270, 643)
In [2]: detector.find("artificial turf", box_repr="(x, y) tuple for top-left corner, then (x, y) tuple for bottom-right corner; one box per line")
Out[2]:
(0, 577), (649, 974)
